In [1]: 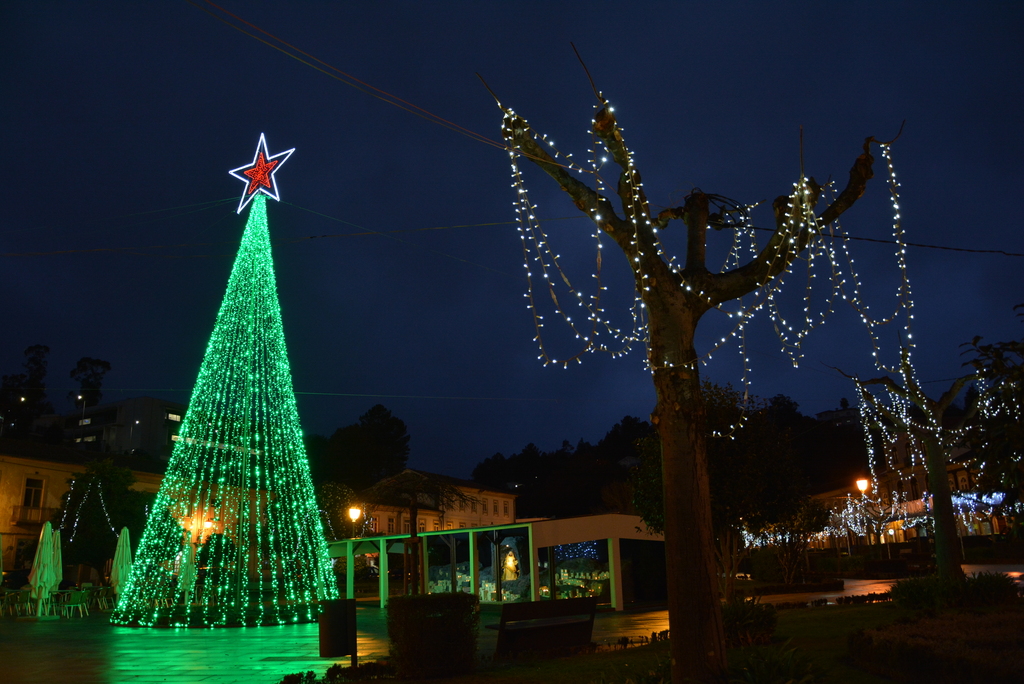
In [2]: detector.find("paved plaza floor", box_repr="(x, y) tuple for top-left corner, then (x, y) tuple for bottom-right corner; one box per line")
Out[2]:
(0, 601), (676, 684)
(2, 565), (1017, 684)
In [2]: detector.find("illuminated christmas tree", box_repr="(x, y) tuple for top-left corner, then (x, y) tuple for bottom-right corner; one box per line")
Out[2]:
(112, 135), (338, 627)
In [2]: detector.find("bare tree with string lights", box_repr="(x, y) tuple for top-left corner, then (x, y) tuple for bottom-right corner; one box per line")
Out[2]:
(491, 70), (892, 679)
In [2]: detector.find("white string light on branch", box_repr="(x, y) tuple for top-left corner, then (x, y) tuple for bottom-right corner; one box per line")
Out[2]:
(501, 101), (910, 439)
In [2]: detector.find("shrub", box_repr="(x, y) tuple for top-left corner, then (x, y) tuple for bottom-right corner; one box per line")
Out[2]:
(386, 592), (479, 678)
(728, 640), (826, 684)
(750, 548), (783, 583)
(276, 661), (396, 683)
(722, 598), (777, 647)
(890, 572), (1019, 610)
(848, 607), (1024, 683)
(965, 571), (1020, 606)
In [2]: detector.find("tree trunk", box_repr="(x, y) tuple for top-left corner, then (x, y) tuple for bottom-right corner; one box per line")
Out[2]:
(921, 434), (964, 581)
(649, 295), (727, 682)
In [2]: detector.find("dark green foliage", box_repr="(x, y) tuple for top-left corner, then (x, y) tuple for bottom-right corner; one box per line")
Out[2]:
(52, 458), (154, 573)
(848, 607), (1024, 684)
(0, 345), (54, 436)
(722, 598), (778, 647)
(310, 405), (410, 490)
(630, 384), (808, 593)
(750, 548), (784, 584)
(67, 357), (111, 408)
(473, 415), (651, 518)
(276, 662), (397, 683)
(965, 571), (1021, 605)
(890, 572), (1020, 610)
(728, 640), (826, 684)
(963, 305), (1024, 538)
(386, 592), (479, 678)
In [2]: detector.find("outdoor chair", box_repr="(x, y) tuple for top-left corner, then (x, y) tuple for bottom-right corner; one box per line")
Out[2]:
(0, 591), (17, 616)
(96, 587), (116, 610)
(7, 590), (32, 616)
(62, 590), (90, 618)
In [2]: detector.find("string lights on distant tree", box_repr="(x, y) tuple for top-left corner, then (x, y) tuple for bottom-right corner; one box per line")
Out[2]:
(112, 135), (336, 627)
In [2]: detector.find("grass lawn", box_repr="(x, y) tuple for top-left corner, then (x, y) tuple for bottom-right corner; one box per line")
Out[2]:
(767, 602), (914, 684)
(307, 602), (914, 683)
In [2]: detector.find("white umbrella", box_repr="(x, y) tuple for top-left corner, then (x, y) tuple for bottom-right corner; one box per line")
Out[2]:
(28, 522), (56, 617)
(110, 527), (133, 600)
(51, 529), (63, 593)
(178, 541), (197, 605)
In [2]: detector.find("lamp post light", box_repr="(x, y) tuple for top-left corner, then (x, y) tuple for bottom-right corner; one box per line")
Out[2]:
(856, 478), (872, 548)
(348, 507), (361, 539)
(129, 420), (140, 453)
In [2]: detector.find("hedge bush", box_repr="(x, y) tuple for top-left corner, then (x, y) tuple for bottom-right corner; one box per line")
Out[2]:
(722, 598), (777, 647)
(386, 592), (479, 679)
(890, 572), (1019, 610)
(848, 607), (1024, 684)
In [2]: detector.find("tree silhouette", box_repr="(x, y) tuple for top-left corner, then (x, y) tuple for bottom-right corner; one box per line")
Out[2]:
(313, 404), (410, 490)
(67, 357), (111, 409)
(1, 344), (53, 437)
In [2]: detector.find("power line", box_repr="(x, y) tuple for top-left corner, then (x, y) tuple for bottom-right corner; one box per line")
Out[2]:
(3, 204), (1020, 260)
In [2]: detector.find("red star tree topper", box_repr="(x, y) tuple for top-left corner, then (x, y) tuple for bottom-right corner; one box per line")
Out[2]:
(229, 133), (295, 214)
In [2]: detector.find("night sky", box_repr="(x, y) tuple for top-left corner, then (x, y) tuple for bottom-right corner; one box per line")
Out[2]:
(3, 2), (1022, 479)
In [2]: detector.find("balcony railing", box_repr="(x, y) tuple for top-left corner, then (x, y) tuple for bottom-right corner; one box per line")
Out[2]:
(11, 505), (58, 526)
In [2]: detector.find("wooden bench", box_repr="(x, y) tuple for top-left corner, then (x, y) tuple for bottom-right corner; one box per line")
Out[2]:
(487, 596), (598, 658)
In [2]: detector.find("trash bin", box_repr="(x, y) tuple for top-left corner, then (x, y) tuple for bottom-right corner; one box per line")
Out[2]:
(319, 598), (357, 658)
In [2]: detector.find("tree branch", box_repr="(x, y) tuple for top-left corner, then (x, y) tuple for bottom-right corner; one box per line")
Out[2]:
(684, 192), (709, 274)
(709, 138), (876, 304)
(503, 111), (636, 257)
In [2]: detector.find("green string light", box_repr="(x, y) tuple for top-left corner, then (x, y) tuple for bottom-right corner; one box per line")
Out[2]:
(112, 194), (337, 627)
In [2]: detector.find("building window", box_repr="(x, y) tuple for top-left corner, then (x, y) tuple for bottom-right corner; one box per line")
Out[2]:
(418, 519), (425, 533)
(459, 500), (465, 512)
(446, 522), (453, 530)
(433, 521), (440, 531)
(387, 517), (395, 534)
(78, 418), (91, 426)
(503, 501), (509, 517)
(403, 520), (410, 534)
(23, 478), (43, 508)
(471, 502), (477, 513)
(459, 522), (466, 529)
(167, 412), (182, 422)
(910, 477), (919, 499)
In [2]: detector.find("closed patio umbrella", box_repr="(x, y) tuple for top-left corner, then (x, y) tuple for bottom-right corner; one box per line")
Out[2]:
(110, 527), (133, 601)
(51, 528), (63, 590)
(27, 522), (56, 618)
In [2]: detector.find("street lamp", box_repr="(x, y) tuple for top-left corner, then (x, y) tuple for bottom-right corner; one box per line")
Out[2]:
(856, 478), (870, 494)
(129, 420), (140, 452)
(348, 507), (361, 538)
